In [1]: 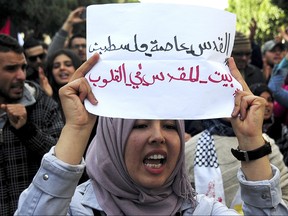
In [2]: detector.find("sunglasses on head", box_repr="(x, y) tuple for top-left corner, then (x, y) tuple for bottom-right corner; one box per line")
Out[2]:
(28, 53), (46, 62)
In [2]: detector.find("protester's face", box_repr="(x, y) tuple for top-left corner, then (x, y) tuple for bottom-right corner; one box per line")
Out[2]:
(124, 120), (180, 189)
(70, 37), (86, 62)
(25, 45), (46, 70)
(0, 51), (26, 103)
(264, 46), (286, 66)
(260, 91), (273, 120)
(52, 54), (76, 85)
(232, 49), (251, 70)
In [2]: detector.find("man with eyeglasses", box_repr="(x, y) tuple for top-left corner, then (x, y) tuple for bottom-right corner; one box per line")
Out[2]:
(47, 7), (87, 62)
(231, 31), (265, 87)
(68, 33), (86, 62)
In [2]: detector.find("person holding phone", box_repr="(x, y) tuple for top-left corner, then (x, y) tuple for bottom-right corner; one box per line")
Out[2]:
(47, 7), (87, 62)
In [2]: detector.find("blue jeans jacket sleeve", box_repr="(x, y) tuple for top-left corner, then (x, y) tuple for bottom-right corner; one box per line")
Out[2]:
(14, 147), (85, 215)
(239, 164), (288, 215)
(268, 74), (288, 108)
(268, 57), (288, 108)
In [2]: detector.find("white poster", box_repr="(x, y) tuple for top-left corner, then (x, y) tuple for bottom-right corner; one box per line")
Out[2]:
(85, 3), (240, 119)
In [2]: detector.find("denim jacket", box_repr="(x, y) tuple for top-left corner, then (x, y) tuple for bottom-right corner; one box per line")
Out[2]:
(15, 147), (288, 215)
(268, 57), (288, 108)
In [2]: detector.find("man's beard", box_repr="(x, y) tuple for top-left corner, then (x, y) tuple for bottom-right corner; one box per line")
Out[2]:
(0, 85), (24, 103)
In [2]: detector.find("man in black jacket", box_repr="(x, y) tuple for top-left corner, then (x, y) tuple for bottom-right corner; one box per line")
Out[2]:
(0, 34), (64, 215)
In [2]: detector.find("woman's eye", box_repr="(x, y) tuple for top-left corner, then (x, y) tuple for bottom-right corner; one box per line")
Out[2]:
(64, 61), (73, 67)
(53, 63), (60, 69)
(132, 124), (147, 129)
(164, 124), (177, 130)
(162, 120), (177, 130)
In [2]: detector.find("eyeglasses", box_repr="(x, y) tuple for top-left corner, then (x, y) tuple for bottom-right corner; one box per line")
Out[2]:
(71, 44), (86, 49)
(28, 53), (46, 62)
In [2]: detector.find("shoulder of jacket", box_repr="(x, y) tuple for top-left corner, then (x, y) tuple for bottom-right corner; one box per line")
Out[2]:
(24, 80), (42, 98)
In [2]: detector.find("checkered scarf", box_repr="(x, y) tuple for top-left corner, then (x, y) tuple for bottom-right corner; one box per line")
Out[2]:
(193, 119), (234, 204)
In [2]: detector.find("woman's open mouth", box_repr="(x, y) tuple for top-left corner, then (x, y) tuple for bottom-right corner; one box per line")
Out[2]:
(143, 154), (167, 169)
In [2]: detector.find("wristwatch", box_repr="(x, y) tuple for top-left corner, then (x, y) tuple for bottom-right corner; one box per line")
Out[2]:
(231, 135), (272, 162)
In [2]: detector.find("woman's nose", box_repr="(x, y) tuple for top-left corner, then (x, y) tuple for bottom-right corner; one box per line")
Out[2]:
(149, 123), (165, 144)
(59, 63), (66, 70)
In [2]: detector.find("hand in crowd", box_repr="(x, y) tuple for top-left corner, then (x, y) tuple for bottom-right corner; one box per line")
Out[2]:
(38, 67), (53, 97)
(59, 53), (98, 128)
(62, 7), (86, 32)
(249, 18), (257, 41)
(0, 104), (27, 129)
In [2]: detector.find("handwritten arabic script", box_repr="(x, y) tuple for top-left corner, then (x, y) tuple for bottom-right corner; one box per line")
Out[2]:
(88, 33), (231, 57)
(88, 63), (236, 91)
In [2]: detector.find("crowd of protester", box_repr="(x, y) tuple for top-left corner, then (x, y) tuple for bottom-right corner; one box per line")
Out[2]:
(1, 5), (288, 215)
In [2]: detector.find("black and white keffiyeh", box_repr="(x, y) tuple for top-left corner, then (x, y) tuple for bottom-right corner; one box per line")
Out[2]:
(194, 129), (225, 204)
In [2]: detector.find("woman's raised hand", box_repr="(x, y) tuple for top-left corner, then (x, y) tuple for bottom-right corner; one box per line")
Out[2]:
(228, 57), (266, 146)
(59, 53), (99, 129)
(55, 53), (99, 164)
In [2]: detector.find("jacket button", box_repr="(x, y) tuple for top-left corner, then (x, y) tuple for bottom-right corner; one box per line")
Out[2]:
(43, 174), (49, 180)
(261, 193), (269, 199)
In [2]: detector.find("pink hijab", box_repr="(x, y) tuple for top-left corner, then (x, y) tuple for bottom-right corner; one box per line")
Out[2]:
(86, 117), (195, 215)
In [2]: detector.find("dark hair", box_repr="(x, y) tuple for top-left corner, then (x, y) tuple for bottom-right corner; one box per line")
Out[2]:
(45, 49), (82, 103)
(23, 37), (41, 49)
(68, 33), (86, 48)
(250, 83), (274, 101)
(0, 33), (23, 53)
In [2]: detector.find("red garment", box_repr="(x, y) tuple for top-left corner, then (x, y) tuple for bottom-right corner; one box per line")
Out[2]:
(0, 17), (11, 35)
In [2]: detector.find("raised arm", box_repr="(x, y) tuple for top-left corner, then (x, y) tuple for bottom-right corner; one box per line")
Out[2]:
(47, 7), (86, 56)
(54, 53), (99, 165)
(228, 57), (272, 181)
